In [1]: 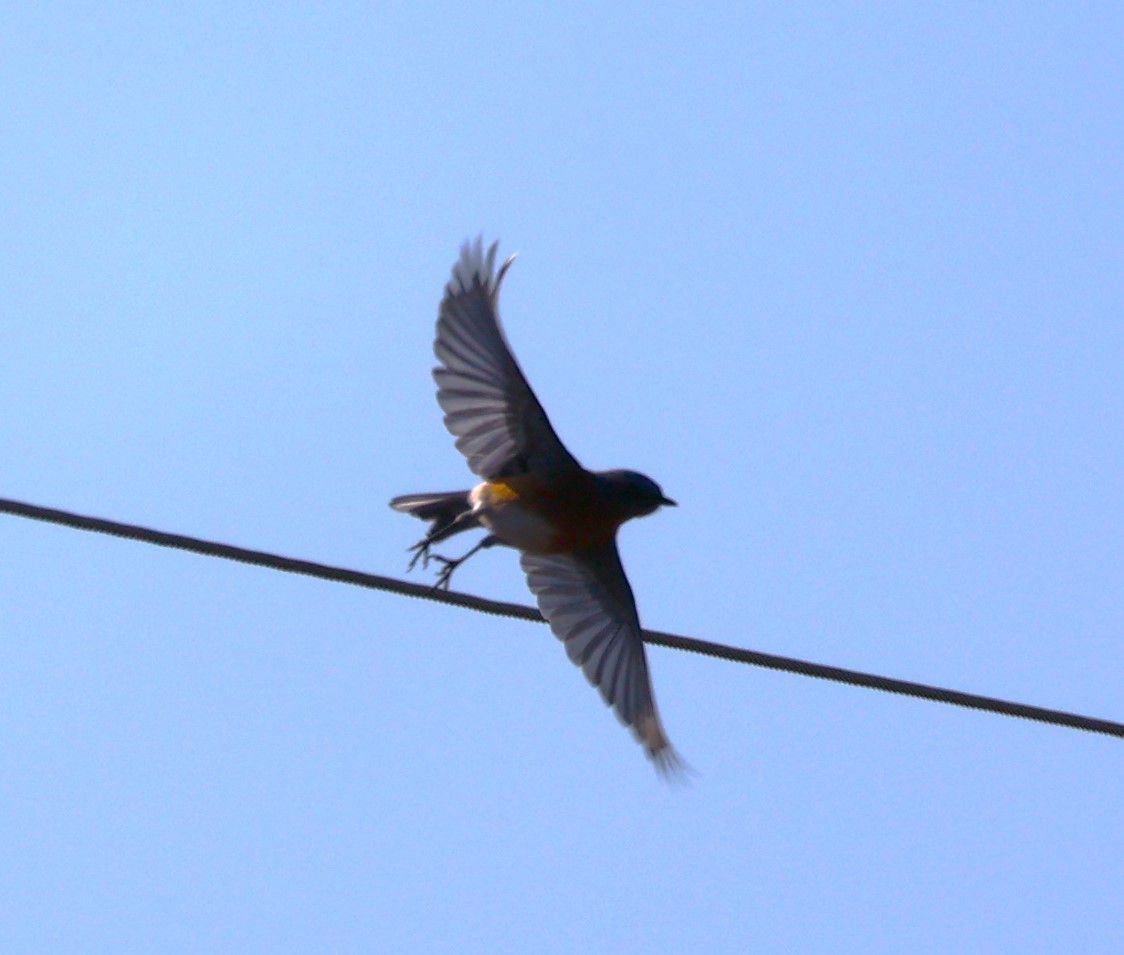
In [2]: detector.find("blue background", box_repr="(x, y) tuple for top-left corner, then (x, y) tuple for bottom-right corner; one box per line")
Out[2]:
(2, 4), (1122, 952)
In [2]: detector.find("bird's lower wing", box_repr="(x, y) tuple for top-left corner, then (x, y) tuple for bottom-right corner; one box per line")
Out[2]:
(520, 544), (680, 772)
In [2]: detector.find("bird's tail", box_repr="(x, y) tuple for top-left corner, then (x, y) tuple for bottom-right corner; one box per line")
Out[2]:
(389, 490), (477, 544)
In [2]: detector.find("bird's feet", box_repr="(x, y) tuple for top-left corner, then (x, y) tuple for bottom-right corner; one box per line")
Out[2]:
(406, 534), (497, 590)
(405, 538), (466, 590)
(406, 538), (434, 572)
(429, 552), (468, 591)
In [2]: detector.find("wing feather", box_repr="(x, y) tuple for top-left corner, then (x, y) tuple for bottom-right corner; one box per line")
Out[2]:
(521, 544), (681, 772)
(433, 238), (582, 480)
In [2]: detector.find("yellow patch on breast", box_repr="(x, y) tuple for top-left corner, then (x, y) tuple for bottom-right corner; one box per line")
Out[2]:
(482, 480), (521, 504)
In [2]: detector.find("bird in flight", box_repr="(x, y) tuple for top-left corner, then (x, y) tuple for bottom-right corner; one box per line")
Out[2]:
(391, 238), (682, 773)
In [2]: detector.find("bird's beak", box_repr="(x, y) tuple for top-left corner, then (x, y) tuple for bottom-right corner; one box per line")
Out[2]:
(661, 496), (677, 507)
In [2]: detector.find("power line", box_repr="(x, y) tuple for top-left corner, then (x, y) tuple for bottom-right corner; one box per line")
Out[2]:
(2, 495), (1120, 740)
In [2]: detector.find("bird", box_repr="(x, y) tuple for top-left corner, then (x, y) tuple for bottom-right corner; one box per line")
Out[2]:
(390, 238), (682, 773)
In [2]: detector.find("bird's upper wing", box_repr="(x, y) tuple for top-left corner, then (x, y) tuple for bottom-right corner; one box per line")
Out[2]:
(520, 543), (681, 773)
(433, 238), (582, 481)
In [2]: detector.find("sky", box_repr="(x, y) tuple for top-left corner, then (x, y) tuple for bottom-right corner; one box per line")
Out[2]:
(2, 3), (1122, 952)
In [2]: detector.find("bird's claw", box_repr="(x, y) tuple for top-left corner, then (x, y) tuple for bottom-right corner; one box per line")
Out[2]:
(429, 553), (461, 591)
(406, 538), (434, 572)
(406, 539), (462, 590)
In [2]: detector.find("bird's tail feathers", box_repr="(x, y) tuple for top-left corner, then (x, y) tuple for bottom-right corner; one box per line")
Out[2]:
(390, 490), (470, 519)
(389, 489), (477, 544)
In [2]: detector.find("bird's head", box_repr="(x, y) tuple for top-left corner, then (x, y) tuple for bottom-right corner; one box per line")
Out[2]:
(597, 469), (677, 519)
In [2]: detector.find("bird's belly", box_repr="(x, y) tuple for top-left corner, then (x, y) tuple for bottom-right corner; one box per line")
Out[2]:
(470, 482), (557, 553)
(475, 501), (557, 552)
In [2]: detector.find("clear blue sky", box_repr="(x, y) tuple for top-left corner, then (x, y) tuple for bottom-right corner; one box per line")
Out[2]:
(2, 4), (1122, 952)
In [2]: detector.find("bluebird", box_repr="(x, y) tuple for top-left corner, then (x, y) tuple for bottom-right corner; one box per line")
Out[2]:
(391, 238), (681, 772)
